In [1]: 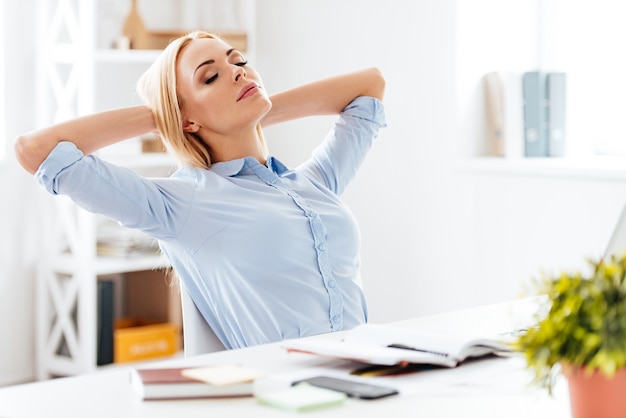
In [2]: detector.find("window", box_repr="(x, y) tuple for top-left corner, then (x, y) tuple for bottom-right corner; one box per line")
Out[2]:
(539, 1), (626, 156)
(457, 0), (626, 159)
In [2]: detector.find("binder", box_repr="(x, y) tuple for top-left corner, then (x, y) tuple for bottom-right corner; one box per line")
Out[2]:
(483, 71), (524, 158)
(483, 72), (505, 156)
(546, 72), (567, 157)
(522, 71), (548, 157)
(97, 280), (115, 365)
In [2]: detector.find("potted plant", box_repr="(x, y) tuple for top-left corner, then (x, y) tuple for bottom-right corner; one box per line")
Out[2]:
(515, 252), (626, 418)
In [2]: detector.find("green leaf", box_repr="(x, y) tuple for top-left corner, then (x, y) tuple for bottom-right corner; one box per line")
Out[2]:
(514, 251), (626, 393)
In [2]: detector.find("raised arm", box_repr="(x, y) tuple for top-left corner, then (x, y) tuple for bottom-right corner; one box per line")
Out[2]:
(262, 67), (385, 128)
(14, 106), (156, 175)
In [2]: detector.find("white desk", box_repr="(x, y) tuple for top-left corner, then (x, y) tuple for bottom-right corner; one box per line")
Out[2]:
(0, 298), (572, 418)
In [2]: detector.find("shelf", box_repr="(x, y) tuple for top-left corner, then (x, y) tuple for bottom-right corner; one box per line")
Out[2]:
(94, 150), (176, 177)
(101, 152), (176, 170)
(456, 155), (626, 182)
(95, 49), (161, 63)
(51, 253), (169, 276)
(35, 0), (249, 380)
(96, 350), (184, 372)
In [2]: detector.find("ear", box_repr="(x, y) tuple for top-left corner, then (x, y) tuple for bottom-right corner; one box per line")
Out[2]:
(182, 119), (201, 133)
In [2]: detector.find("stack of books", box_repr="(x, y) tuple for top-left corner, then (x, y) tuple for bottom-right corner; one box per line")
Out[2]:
(97, 221), (158, 257)
(483, 70), (567, 158)
(131, 364), (264, 400)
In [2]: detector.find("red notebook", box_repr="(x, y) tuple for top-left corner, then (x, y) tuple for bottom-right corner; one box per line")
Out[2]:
(130, 367), (254, 401)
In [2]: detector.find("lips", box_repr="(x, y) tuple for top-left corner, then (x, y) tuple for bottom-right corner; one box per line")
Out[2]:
(237, 82), (260, 101)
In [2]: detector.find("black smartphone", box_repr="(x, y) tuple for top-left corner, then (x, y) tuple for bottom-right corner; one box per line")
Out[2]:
(292, 375), (399, 400)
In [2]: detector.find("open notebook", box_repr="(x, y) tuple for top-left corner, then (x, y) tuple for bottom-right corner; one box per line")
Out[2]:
(282, 324), (511, 368)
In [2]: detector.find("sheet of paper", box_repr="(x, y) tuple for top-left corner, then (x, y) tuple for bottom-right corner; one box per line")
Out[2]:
(181, 364), (266, 386)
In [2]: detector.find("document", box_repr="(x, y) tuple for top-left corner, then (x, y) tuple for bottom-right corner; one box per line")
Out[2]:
(283, 324), (512, 368)
(522, 71), (549, 157)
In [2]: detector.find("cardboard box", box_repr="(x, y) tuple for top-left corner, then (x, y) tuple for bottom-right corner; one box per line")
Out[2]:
(141, 135), (166, 153)
(131, 30), (248, 52)
(114, 318), (179, 363)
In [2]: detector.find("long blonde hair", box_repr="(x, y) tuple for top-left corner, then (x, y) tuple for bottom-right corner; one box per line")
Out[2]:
(136, 31), (266, 169)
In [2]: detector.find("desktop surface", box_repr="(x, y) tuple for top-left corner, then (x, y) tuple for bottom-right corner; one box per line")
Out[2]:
(0, 298), (571, 418)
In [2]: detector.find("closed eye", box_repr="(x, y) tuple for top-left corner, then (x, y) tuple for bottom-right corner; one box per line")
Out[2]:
(204, 61), (247, 84)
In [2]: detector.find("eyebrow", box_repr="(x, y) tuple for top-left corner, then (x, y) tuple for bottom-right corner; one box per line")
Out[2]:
(193, 48), (238, 77)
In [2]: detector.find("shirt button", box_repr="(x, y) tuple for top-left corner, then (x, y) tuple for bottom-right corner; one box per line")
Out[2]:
(332, 315), (341, 323)
(318, 243), (327, 251)
(269, 177), (277, 184)
(328, 281), (336, 288)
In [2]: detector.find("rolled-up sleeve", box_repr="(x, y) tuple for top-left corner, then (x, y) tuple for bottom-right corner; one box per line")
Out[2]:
(35, 141), (192, 240)
(36, 141), (84, 195)
(300, 96), (386, 196)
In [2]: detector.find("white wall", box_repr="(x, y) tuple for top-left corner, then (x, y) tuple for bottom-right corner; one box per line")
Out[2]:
(255, 0), (481, 322)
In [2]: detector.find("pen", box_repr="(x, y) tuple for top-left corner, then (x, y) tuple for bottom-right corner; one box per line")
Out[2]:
(386, 344), (449, 358)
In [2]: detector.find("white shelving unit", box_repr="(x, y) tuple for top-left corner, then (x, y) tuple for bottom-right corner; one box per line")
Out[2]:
(34, 0), (172, 380)
(35, 0), (251, 380)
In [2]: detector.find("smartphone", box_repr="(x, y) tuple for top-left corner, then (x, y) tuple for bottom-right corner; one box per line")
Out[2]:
(292, 375), (399, 400)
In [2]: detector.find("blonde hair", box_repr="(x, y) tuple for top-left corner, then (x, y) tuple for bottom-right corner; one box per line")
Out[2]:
(137, 31), (266, 169)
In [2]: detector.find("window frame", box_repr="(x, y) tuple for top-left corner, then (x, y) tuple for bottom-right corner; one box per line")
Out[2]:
(539, 0), (626, 157)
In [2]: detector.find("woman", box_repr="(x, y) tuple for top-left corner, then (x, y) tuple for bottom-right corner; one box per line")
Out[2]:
(15, 31), (386, 349)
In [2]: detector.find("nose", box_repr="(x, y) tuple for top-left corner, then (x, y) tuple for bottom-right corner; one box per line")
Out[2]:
(234, 65), (246, 82)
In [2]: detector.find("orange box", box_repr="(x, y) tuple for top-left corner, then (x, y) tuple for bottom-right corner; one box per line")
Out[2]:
(124, 270), (183, 350)
(114, 318), (179, 363)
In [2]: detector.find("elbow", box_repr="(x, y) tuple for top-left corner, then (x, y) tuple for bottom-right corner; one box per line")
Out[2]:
(13, 135), (39, 175)
(365, 67), (386, 102)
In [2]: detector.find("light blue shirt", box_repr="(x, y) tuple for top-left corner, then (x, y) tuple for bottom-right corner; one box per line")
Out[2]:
(37, 96), (386, 349)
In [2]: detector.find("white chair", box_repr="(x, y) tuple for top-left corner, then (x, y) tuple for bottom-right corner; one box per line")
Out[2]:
(180, 286), (226, 356)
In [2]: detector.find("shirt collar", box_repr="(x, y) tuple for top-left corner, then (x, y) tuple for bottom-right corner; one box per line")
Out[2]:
(210, 156), (289, 177)
(266, 156), (289, 175)
(210, 158), (247, 177)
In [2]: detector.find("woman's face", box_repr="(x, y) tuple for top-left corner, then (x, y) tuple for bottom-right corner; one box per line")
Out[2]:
(175, 37), (271, 139)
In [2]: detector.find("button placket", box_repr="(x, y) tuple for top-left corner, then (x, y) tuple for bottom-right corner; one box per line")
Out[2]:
(297, 195), (344, 331)
(253, 163), (344, 331)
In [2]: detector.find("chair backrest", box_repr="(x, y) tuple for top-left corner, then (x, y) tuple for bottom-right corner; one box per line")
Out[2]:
(180, 286), (226, 356)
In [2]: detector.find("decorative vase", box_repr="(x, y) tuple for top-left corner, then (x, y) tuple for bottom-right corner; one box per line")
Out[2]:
(122, 0), (147, 49)
(562, 364), (626, 418)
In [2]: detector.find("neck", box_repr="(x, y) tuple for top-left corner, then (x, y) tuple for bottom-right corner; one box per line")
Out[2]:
(204, 125), (267, 165)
